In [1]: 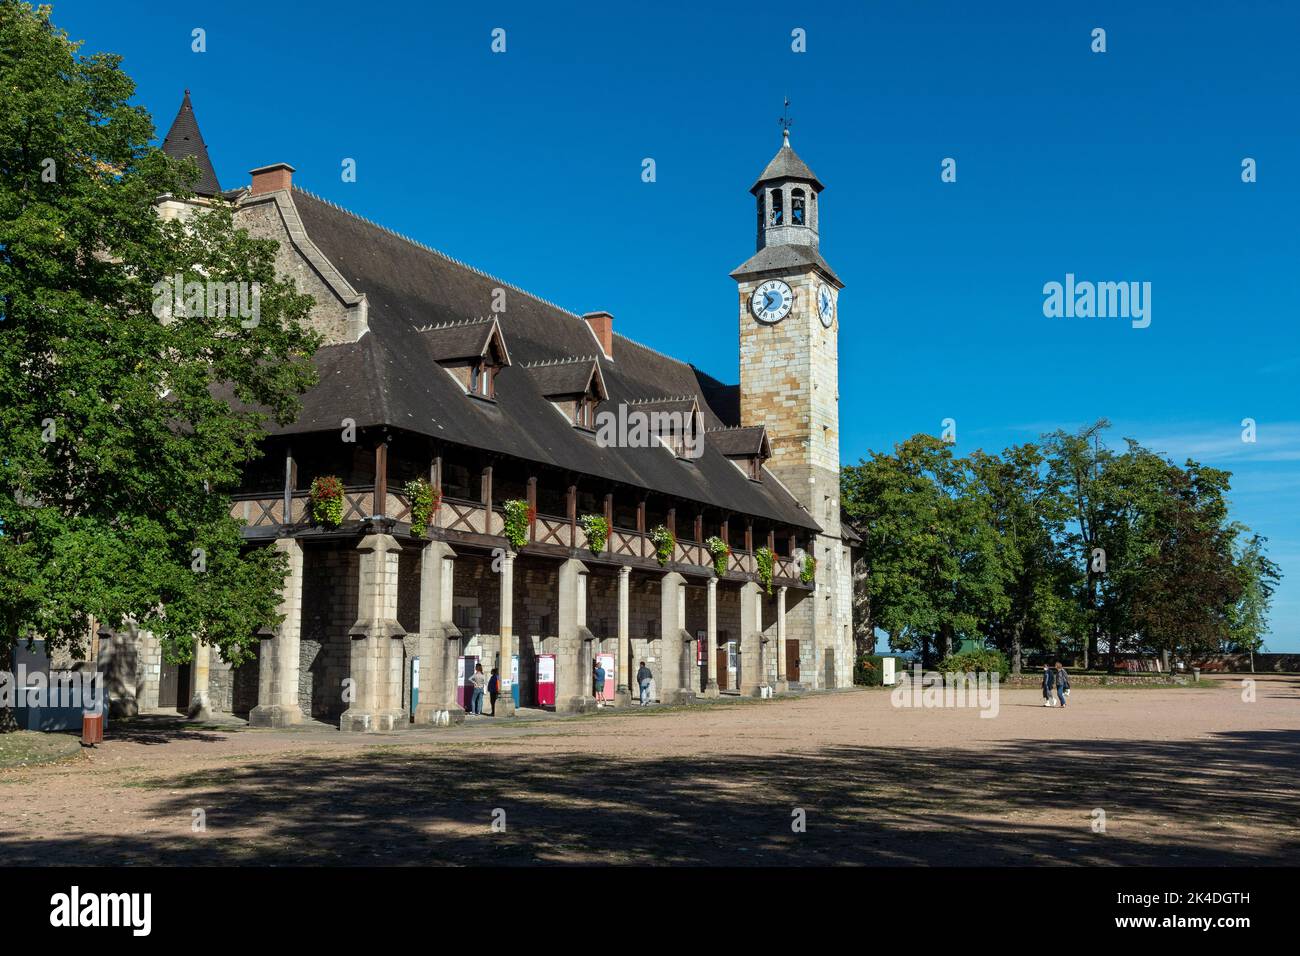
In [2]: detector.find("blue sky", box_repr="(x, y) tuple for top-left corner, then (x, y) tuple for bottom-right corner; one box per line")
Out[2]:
(51, 0), (1300, 650)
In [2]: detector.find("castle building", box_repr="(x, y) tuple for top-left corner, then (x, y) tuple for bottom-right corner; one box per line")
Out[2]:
(101, 94), (856, 728)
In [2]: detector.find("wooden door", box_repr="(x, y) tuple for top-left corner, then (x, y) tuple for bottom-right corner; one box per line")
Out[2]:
(158, 660), (179, 711)
(786, 640), (800, 683)
(716, 649), (729, 690)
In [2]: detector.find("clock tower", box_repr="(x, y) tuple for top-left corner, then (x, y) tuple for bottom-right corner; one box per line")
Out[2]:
(731, 126), (851, 688)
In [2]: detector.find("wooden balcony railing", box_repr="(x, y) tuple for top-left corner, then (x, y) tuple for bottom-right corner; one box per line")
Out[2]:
(231, 490), (809, 585)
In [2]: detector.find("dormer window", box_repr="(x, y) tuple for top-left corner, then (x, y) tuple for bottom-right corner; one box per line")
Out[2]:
(525, 357), (607, 432)
(418, 316), (512, 403)
(706, 425), (772, 482)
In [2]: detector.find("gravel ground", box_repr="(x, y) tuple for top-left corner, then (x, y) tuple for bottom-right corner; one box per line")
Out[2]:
(2, 674), (1296, 866)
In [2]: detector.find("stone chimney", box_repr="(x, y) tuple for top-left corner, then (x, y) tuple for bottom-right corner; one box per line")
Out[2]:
(583, 311), (614, 359)
(249, 162), (295, 195)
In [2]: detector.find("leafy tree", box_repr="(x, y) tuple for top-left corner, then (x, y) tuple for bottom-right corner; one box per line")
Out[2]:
(842, 435), (1006, 666)
(0, 2), (320, 728)
(969, 444), (1078, 674)
(1226, 529), (1281, 670)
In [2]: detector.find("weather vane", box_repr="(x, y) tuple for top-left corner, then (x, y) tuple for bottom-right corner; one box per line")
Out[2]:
(779, 97), (793, 137)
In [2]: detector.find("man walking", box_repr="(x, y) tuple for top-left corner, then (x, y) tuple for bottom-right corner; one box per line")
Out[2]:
(636, 661), (652, 706)
(593, 658), (606, 708)
(1042, 663), (1055, 707)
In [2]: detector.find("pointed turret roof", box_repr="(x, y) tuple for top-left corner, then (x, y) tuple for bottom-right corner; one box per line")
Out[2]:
(161, 90), (221, 197)
(749, 130), (823, 194)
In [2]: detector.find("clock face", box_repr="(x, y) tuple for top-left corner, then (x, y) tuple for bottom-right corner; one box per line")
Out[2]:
(817, 283), (835, 328)
(751, 279), (794, 324)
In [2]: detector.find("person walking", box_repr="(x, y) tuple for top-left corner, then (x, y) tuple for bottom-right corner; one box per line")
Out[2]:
(487, 667), (500, 716)
(1041, 663), (1055, 707)
(636, 661), (652, 706)
(470, 662), (487, 716)
(1054, 661), (1070, 708)
(593, 658), (606, 708)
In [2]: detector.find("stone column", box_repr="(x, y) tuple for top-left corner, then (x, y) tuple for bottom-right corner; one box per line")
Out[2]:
(249, 537), (304, 728)
(739, 581), (768, 697)
(187, 639), (212, 720)
(659, 571), (693, 705)
(704, 576), (720, 697)
(340, 534), (406, 732)
(414, 540), (464, 726)
(496, 549), (517, 717)
(775, 585), (790, 694)
(556, 558), (594, 713)
(615, 565), (632, 706)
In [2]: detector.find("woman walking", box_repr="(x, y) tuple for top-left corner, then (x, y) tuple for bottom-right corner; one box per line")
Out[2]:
(1041, 663), (1055, 707)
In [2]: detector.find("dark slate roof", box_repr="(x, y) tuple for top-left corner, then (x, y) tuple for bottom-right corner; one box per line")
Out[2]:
(750, 134), (824, 193)
(731, 243), (842, 286)
(160, 91), (221, 197)
(417, 317), (508, 363)
(707, 426), (770, 458)
(267, 188), (820, 531)
(523, 357), (604, 398)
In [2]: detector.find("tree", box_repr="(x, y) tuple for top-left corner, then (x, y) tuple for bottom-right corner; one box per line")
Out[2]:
(842, 435), (1006, 666)
(969, 444), (1078, 674)
(0, 2), (320, 727)
(1226, 529), (1281, 671)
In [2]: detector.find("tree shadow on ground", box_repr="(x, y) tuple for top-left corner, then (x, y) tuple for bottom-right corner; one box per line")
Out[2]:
(5, 728), (1297, 866)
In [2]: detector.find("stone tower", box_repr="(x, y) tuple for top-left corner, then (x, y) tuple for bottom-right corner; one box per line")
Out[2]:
(731, 128), (852, 687)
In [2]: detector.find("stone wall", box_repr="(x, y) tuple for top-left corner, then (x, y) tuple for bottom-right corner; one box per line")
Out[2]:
(299, 543), (358, 721)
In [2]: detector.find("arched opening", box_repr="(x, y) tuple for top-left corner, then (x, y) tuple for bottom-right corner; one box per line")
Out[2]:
(768, 188), (783, 226)
(791, 188), (806, 225)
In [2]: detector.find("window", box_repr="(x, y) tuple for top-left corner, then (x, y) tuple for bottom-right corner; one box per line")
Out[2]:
(769, 188), (783, 225)
(749, 456), (762, 481)
(791, 189), (805, 225)
(469, 360), (494, 398)
(574, 398), (593, 428)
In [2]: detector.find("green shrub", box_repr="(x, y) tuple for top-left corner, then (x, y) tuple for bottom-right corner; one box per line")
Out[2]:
(405, 478), (440, 538)
(309, 476), (344, 528)
(800, 553), (816, 584)
(854, 654), (900, 687)
(650, 525), (675, 566)
(502, 499), (531, 550)
(579, 513), (609, 554)
(705, 535), (729, 576)
(755, 545), (774, 594)
(936, 647), (1010, 681)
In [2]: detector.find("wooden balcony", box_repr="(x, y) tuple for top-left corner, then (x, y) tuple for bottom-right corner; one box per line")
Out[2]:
(229, 490), (812, 589)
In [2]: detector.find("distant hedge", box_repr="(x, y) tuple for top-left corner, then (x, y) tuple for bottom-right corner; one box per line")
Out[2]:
(854, 654), (901, 686)
(935, 648), (1011, 681)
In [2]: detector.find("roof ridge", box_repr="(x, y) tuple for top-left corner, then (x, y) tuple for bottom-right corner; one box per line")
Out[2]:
(291, 186), (590, 322)
(413, 316), (495, 333)
(706, 424), (764, 433)
(627, 395), (697, 405)
(519, 355), (597, 369)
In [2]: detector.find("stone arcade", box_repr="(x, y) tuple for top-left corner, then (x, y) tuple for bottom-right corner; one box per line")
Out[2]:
(99, 93), (856, 728)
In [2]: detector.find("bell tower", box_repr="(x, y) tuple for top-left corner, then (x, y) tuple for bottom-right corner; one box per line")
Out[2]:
(732, 117), (850, 687)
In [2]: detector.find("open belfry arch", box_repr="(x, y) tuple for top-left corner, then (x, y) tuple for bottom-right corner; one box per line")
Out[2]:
(98, 92), (854, 725)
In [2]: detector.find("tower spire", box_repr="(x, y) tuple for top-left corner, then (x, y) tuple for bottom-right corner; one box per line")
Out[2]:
(161, 90), (221, 197)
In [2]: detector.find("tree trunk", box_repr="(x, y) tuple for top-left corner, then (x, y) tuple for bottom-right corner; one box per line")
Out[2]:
(1011, 621), (1024, 676)
(851, 555), (874, 658)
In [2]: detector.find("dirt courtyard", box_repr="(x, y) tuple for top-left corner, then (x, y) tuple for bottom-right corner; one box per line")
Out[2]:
(3, 675), (1297, 866)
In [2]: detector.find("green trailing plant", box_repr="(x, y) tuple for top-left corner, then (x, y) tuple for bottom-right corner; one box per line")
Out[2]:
(502, 499), (532, 550)
(405, 478), (441, 538)
(580, 513), (609, 554)
(650, 525), (675, 566)
(755, 545), (774, 594)
(800, 553), (817, 584)
(309, 476), (345, 529)
(705, 536), (730, 576)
